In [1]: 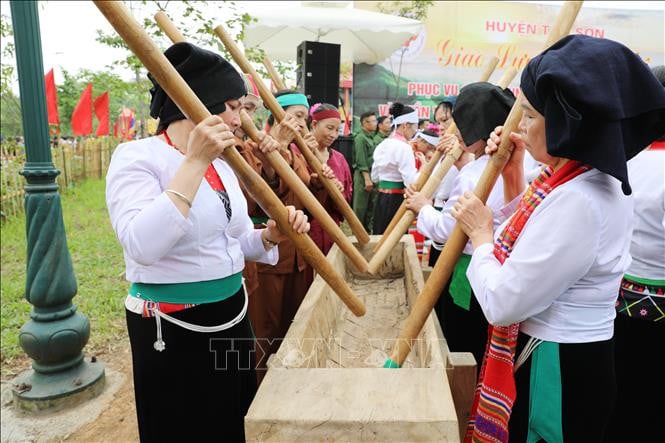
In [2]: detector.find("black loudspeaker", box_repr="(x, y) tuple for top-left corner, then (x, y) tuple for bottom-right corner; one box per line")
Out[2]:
(333, 135), (354, 169)
(297, 41), (340, 106)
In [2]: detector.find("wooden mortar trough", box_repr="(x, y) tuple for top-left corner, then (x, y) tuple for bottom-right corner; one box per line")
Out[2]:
(245, 235), (477, 442)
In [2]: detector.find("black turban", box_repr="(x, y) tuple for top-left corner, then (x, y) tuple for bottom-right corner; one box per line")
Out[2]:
(521, 34), (665, 195)
(453, 82), (515, 146)
(149, 42), (247, 129)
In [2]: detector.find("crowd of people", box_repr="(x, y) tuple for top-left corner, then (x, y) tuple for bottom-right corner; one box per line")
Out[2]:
(105, 35), (665, 442)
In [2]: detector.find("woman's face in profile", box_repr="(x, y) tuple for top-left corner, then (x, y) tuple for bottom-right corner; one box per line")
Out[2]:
(218, 99), (242, 131)
(518, 97), (549, 163)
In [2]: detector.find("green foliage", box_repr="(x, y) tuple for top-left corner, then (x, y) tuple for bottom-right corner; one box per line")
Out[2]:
(95, 1), (272, 79)
(92, 0), (279, 133)
(376, 1), (434, 102)
(56, 69), (151, 136)
(0, 13), (15, 99)
(0, 13), (21, 137)
(1, 90), (22, 137)
(377, 1), (434, 20)
(1, 179), (126, 369)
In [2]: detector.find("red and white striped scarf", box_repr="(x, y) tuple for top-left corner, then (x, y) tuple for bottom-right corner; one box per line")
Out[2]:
(465, 160), (590, 443)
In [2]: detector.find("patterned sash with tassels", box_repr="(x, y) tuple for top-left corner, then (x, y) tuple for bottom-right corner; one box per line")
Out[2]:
(464, 160), (590, 443)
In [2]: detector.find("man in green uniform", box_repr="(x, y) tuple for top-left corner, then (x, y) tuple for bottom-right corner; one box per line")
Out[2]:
(352, 111), (378, 232)
(374, 115), (392, 144)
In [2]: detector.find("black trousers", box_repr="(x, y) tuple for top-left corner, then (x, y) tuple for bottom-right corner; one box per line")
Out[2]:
(511, 332), (616, 443)
(126, 289), (257, 443)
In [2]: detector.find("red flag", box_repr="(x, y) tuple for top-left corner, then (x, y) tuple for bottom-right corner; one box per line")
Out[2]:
(94, 92), (110, 136)
(113, 118), (119, 137)
(71, 83), (93, 136)
(44, 69), (60, 127)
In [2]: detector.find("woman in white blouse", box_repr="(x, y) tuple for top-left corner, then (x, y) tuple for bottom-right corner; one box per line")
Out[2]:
(370, 102), (419, 234)
(106, 43), (309, 442)
(405, 82), (515, 371)
(605, 66), (665, 443)
(371, 102), (445, 234)
(451, 36), (665, 442)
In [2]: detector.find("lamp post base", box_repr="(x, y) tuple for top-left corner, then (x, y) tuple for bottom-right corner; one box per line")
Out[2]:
(11, 358), (106, 413)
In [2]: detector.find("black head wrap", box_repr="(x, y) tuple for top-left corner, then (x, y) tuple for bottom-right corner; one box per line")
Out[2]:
(389, 102), (416, 117)
(520, 35), (665, 195)
(453, 82), (515, 146)
(149, 42), (247, 129)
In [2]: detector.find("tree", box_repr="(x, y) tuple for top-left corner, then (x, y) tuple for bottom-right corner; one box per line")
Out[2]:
(94, 0), (292, 132)
(0, 13), (22, 137)
(377, 1), (434, 101)
(56, 69), (151, 136)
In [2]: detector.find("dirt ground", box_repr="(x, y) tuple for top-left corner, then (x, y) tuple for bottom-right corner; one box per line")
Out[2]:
(61, 342), (139, 443)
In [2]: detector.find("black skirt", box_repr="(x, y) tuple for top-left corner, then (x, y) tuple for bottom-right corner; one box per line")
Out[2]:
(435, 278), (488, 374)
(126, 288), (257, 443)
(373, 192), (404, 235)
(510, 332), (616, 443)
(603, 311), (665, 442)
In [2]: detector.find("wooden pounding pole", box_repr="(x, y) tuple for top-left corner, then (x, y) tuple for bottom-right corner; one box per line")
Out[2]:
(367, 67), (518, 274)
(385, 1), (583, 367)
(154, 11), (185, 43)
(497, 67), (518, 89)
(94, 0), (366, 317)
(367, 67), (517, 274)
(213, 24), (371, 244)
(239, 110), (369, 272)
(153, 12), (369, 272)
(372, 57), (501, 254)
(479, 55), (500, 83)
(263, 56), (286, 90)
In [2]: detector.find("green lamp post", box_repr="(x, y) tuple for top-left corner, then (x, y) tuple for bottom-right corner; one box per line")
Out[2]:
(10, 0), (105, 412)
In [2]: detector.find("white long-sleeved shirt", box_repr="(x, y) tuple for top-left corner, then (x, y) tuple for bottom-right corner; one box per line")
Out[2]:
(370, 135), (419, 186)
(106, 137), (277, 284)
(433, 163), (459, 208)
(626, 149), (665, 280)
(417, 156), (508, 254)
(467, 169), (633, 343)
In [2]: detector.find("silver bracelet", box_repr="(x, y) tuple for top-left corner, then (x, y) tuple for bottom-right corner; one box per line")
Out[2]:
(262, 230), (279, 248)
(165, 189), (192, 208)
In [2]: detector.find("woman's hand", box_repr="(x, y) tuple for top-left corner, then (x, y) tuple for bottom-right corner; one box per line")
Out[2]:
(438, 133), (460, 155)
(316, 164), (344, 192)
(273, 115), (299, 147)
(256, 133), (281, 156)
(247, 132), (281, 180)
(451, 191), (494, 249)
(486, 125), (525, 178)
(487, 125), (527, 202)
(404, 183), (432, 214)
(263, 206), (310, 248)
(303, 132), (319, 152)
(186, 115), (236, 165)
(414, 151), (427, 166)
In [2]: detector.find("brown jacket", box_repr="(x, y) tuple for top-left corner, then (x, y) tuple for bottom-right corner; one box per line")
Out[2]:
(255, 143), (311, 274)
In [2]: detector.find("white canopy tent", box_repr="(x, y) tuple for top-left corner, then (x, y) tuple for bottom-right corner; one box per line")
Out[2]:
(241, 5), (424, 64)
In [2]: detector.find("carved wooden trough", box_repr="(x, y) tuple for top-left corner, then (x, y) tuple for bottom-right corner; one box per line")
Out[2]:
(245, 235), (476, 442)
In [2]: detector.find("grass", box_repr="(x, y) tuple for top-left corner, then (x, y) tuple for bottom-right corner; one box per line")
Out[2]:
(1, 179), (127, 378)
